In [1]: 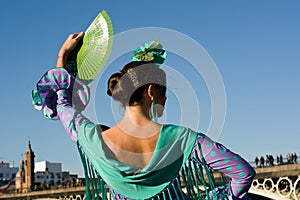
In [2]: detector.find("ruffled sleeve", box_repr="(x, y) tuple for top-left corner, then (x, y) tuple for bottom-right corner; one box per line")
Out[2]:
(32, 68), (91, 142)
(32, 68), (89, 119)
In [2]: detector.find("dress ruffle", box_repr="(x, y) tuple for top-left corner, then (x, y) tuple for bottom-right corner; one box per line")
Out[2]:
(32, 68), (90, 120)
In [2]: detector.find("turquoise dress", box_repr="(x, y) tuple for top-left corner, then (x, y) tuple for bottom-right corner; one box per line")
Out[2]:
(32, 68), (255, 199)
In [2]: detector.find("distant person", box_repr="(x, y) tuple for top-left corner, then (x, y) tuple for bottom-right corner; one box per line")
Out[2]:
(279, 154), (283, 164)
(33, 32), (255, 199)
(260, 156), (265, 167)
(269, 155), (274, 166)
(287, 153), (292, 164)
(294, 152), (298, 163)
(265, 155), (269, 166)
(255, 156), (259, 167)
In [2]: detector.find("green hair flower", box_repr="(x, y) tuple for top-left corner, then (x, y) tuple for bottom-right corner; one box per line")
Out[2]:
(132, 39), (167, 65)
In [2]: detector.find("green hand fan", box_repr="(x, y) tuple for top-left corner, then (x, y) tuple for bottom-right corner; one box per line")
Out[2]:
(75, 10), (113, 80)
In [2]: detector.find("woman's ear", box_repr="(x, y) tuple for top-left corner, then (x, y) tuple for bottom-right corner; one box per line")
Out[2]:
(147, 84), (154, 101)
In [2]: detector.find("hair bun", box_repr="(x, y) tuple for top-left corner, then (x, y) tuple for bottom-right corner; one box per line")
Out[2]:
(107, 72), (122, 96)
(107, 61), (166, 106)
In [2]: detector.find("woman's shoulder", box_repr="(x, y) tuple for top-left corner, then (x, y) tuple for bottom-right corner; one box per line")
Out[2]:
(161, 124), (203, 134)
(160, 124), (205, 137)
(161, 123), (186, 130)
(161, 124), (207, 142)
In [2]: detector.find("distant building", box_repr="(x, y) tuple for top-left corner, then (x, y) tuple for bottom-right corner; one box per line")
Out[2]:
(34, 161), (62, 186)
(0, 161), (18, 182)
(14, 140), (80, 192)
(62, 171), (78, 183)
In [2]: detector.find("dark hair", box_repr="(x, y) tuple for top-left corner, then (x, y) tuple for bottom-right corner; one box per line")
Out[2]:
(107, 61), (166, 106)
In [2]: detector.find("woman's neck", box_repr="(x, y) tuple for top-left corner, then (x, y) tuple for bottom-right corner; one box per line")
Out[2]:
(125, 106), (151, 125)
(117, 106), (161, 138)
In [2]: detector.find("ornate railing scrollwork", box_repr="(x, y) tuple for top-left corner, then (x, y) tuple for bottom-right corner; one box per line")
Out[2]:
(252, 179), (259, 189)
(263, 178), (275, 192)
(293, 176), (300, 200)
(276, 176), (293, 198)
(251, 175), (300, 200)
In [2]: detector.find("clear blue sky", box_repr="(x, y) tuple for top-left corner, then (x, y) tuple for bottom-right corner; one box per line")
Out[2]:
(0, 0), (299, 177)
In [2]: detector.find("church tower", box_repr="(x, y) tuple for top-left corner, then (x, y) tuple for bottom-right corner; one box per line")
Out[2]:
(15, 140), (35, 193)
(24, 140), (35, 192)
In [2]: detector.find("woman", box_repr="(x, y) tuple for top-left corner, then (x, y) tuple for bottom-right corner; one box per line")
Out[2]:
(33, 32), (255, 199)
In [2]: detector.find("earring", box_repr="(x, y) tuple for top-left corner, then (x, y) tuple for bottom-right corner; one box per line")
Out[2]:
(151, 100), (158, 122)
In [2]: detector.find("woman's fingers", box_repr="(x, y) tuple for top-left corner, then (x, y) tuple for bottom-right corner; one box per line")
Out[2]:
(62, 32), (85, 52)
(69, 32), (85, 41)
(75, 32), (85, 40)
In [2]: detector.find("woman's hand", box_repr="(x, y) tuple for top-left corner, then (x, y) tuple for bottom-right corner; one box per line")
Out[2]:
(57, 32), (85, 68)
(59, 32), (85, 55)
